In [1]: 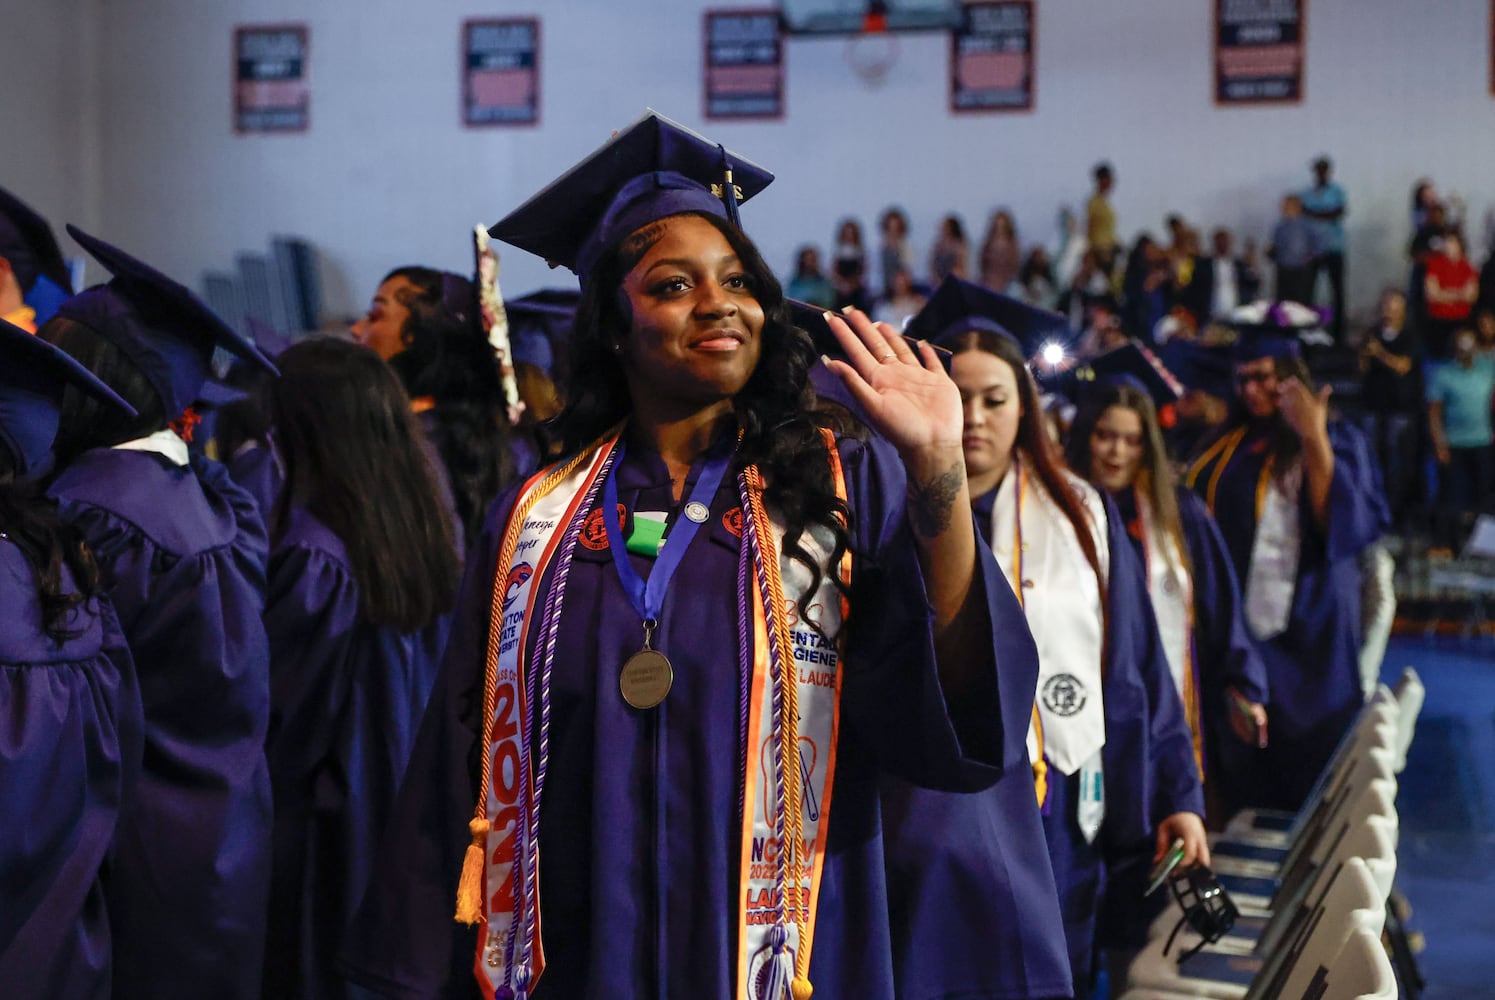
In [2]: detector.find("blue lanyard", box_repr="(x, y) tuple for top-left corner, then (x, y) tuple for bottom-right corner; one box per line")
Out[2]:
(601, 437), (735, 629)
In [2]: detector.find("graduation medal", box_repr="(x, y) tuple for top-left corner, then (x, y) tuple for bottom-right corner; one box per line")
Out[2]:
(618, 641), (673, 709)
(598, 437), (734, 711)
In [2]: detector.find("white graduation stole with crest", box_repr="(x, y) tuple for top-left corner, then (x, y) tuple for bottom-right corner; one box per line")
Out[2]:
(989, 457), (1109, 780)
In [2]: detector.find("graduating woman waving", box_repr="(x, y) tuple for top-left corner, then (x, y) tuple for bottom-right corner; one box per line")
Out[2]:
(344, 112), (1039, 1000)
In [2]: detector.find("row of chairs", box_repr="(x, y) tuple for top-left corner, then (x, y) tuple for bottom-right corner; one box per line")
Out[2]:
(1118, 667), (1425, 1000)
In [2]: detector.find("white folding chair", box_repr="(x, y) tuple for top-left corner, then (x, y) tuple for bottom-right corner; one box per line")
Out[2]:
(1168, 737), (1397, 934)
(1211, 737), (1398, 881)
(1134, 790), (1394, 987)
(1389, 666), (1423, 774)
(1222, 688), (1399, 845)
(1120, 857), (1386, 1000)
(1295, 925), (1398, 1000)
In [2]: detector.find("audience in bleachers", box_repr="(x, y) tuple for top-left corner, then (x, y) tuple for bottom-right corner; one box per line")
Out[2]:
(978, 208), (1022, 293)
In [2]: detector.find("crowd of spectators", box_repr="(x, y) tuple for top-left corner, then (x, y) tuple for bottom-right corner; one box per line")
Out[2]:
(782, 159), (1495, 551)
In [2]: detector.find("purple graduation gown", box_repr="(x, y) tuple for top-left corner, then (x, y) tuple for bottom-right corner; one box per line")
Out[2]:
(0, 547), (143, 999)
(973, 487), (1204, 985)
(878, 524), (1072, 1000)
(263, 505), (453, 1000)
(227, 438), (285, 524)
(343, 432), (1026, 999)
(48, 448), (273, 1000)
(1114, 486), (1270, 820)
(1190, 422), (1387, 811)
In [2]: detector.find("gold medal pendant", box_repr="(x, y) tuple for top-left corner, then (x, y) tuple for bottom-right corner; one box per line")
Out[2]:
(620, 648), (673, 709)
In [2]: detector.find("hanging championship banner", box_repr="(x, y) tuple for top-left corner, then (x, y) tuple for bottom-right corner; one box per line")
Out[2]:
(463, 18), (541, 127)
(950, 1), (1035, 113)
(703, 9), (784, 120)
(234, 24), (309, 133)
(1213, 0), (1306, 105)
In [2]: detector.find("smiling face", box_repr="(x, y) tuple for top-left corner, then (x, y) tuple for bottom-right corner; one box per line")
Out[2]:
(350, 275), (416, 360)
(951, 348), (1022, 495)
(617, 214), (765, 414)
(1088, 404), (1145, 492)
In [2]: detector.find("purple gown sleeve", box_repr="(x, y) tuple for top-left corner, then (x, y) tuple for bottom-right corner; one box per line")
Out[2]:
(50, 454), (273, 1000)
(262, 539), (360, 997)
(839, 434), (1037, 792)
(1099, 496), (1205, 851)
(337, 495), (511, 1000)
(0, 560), (143, 1000)
(1316, 422), (1389, 564)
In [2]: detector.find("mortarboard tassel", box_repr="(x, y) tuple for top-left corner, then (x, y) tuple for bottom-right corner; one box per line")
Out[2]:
(454, 816), (491, 925)
(716, 144), (742, 230)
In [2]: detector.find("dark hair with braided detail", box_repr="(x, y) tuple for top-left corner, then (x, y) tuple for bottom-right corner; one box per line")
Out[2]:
(550, 211), (853, 633)
(0, 452), (102, 646)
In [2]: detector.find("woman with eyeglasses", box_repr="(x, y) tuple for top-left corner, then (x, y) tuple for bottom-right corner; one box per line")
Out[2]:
(1184, 324), (1387, 812)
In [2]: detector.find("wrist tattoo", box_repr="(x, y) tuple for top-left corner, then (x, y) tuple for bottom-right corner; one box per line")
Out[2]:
(908, 462), (964, 537)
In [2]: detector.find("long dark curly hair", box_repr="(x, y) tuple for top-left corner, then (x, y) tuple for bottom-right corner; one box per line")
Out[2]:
(383, 266), (515, 543)
(0, 452), (102, 645)
(550, 211), (853, 631)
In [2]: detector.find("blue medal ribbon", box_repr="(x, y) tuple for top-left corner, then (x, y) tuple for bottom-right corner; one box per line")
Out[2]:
(601, 435), (735, 641)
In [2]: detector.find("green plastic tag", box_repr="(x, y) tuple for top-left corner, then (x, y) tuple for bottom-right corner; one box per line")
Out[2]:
(625, 512), (667, 557)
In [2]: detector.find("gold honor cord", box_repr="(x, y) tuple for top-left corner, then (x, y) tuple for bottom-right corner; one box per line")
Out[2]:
(1008, 462), (1049, 807)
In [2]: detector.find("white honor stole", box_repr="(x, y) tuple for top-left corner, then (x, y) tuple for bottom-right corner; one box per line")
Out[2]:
(1138, 494), (1204, 774)
(991, 458), (1109, 838)
(1244, 459), (1303, 641)
(472, 433), (849, 1000)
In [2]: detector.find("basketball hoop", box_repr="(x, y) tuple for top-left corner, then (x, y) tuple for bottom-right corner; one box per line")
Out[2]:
(846, 5), (899, 86)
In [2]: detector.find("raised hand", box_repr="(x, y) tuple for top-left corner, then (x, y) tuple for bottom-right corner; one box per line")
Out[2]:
(818, 307), (962, 458)
(1277, 376), (1331, 445)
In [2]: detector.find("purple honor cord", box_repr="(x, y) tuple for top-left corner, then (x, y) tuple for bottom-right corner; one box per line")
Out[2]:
(600, 438), (736, 638)
(504, 446), (618, 996)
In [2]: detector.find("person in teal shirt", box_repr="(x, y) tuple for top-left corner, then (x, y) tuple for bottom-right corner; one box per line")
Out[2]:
(1427, 327), (1495, 546)
(1301, 157), (1347, 344)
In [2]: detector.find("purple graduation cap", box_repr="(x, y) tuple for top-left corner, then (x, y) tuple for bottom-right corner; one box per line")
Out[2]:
(905, 275), (1073, 360)
(505, 288), (581, 374)
(488, 110), (774, 282)
(1163, 339), (1234, 400)
(0, 186), (72, 295)
(0, 317), (137, 476)
(1049, 339), (1185, 410)
(53, 225), (278, 419)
